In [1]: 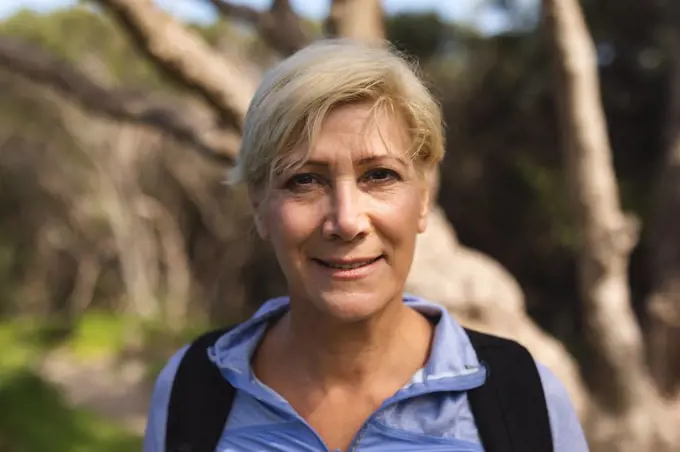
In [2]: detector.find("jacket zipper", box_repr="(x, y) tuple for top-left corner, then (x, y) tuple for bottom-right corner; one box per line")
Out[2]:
(348, 424), (368, 451)
(226, 358), (486, 451)
(344, 368), (486, 451)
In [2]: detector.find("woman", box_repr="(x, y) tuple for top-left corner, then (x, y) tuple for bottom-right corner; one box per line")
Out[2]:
(144, 39), (588, 451)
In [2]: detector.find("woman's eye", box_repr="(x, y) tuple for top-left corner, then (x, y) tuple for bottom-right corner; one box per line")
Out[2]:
(285, 173), (321, 190)
(363, 168), (400, 183)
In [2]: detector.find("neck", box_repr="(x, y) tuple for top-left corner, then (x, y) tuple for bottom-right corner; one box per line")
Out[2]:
(278, 296), (433, 388)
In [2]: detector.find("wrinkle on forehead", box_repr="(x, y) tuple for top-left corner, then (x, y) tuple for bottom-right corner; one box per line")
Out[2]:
(277, 102), (412, 174)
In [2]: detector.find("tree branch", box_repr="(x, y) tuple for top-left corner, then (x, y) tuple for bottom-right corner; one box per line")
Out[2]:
(406, 206), (588, 414)
(206, 0), (309, 56)
(325, 0), (385, 44)
(542, 0), (650, 410)
(646, 0), (680, 396)
(95, 0), (256, 130)
(0, 36), (239, 164)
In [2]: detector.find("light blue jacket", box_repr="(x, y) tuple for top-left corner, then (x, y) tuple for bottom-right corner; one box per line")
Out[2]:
(144, 295), (589, 451)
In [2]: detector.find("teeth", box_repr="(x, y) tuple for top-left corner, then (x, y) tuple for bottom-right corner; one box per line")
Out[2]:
(319, 257), (379, 270)
(329, 262), (370, 269)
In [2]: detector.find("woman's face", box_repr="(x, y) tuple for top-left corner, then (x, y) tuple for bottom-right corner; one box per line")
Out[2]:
(254, 102), (430, 322)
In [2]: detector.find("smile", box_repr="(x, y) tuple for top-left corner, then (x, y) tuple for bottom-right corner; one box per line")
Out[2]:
(313, 256), (383, 270)
(312, 255), (384, 280)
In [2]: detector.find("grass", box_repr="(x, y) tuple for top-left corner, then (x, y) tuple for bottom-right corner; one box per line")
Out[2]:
(64, 311), (131, 360)
(0, 371), (141, 452)
(0, 316), (143, 452)
(0, 308), (212, 452)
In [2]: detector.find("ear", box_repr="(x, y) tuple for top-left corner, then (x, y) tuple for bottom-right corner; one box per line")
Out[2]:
(249, 190), (269, 240)
(253, 209), (269, 240)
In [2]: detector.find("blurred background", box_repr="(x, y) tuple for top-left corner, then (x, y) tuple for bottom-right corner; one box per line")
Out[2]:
(0, 0), (678, 451)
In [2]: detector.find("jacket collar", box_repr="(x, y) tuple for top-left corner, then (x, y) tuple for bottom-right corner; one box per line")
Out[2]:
(208, 294), (484, 391)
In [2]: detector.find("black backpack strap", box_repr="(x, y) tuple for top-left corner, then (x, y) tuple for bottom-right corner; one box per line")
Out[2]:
(165, 326), (237, 452)
(163, 323), (552, 452)
(465, 328), (553, 452)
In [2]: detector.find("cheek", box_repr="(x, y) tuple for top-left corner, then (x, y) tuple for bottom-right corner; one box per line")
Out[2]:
(371, 191), (425, 244)
(268, 202), (320, 250)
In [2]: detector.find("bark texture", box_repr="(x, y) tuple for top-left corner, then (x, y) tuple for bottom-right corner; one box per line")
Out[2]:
(97, 0), (257, 129)
(406, 206), (587, 414)
(325, 0), (386, 43)
(646, 0), (680, 397)
(543, 0), (680, 449)
(0, 36), (239, 163)
(207, 0), (310, 56)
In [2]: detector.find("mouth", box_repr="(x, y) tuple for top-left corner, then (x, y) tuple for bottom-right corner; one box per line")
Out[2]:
(312, 255), (384, 270)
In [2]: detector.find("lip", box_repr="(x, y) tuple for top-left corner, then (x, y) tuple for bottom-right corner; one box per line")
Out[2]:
(317, 257), (381, 265)
(312, 256), (384, 280)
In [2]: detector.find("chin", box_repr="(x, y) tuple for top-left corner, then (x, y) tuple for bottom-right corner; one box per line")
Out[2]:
(310, 290), (396, 323)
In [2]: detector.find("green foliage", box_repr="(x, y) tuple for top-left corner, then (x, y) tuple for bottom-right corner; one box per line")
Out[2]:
(0, 321), (40, 373)
(0, 320), (141, 452)
(0, 7), (229, 90)
(0, 8), (158, 87)
(0, 311), (211, 451)
(514, 155), (577, 250)
(64, 311), (131, 360)
(0, 242), (18, 315)
(0, 371), (141, 452)
(140, 317), (210, 381)
(387, 12), (450, 61)
(1, 310), (209, 450)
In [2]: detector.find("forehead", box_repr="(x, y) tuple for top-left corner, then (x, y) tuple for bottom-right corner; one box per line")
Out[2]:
(290, 102), (412, 166)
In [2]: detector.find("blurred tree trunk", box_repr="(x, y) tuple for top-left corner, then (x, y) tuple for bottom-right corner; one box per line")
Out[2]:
(0, 35), (241, 162)
(543, 0), (644, 407)
(83, 120), (162, 320)
(68, 251), (100, 317)
(405, 205), (587, 411)
(96, 0), (256, 130)
(207, 0), (310, 56)
(20, 223), (60, 316)
(646, 0), (680, 398)
(60, 100), (194, 328)
(542, 0), (680, 450)
(325, 0), (385, 43)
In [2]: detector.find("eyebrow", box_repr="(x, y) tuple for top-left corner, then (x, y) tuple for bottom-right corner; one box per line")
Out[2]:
(301, 155), (408, 168)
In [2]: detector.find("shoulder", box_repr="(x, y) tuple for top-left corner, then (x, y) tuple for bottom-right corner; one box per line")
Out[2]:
(143, 345), (189, 452)
(463, 328), (589, 451)
(142, 325), (242, 452)
(535, 362), (590, 452)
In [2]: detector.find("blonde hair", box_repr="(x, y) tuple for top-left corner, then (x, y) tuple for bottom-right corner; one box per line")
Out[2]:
(228, 38), (445, 191)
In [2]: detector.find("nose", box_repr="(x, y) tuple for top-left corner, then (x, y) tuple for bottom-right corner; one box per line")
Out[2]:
(322, 180), (370, 242)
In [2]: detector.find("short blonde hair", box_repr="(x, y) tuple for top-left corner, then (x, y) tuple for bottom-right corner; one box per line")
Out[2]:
(228, 38), (445, 190)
